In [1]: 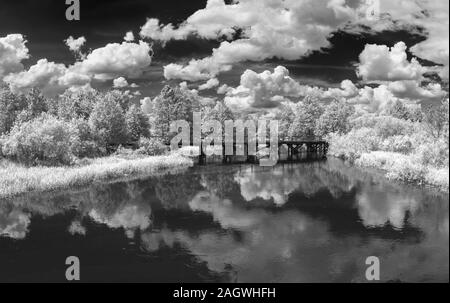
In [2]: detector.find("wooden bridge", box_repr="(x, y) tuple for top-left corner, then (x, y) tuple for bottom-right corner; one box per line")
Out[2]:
(108, 139), (329, 165)
(195, 140), (329, 165)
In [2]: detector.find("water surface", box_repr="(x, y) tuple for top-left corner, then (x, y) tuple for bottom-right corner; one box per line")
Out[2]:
(0, 159), (448, 282)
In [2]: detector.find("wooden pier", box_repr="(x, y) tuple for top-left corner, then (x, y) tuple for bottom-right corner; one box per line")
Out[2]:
(196, 140), (329, 165)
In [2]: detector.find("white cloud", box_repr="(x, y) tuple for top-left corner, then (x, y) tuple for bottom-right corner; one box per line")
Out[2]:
(217, 84), (231, 95)
(198, 78), (219, 90)
(79, 41), (153, 80)
(224, 66), (322, 111)
(140, 96), (153, 114)
(0, 34), (29, 80)
(151, 0), (360, 81)
(352, 0), (449, 81)
(3, 40), (153, 97)
(140, 18), (194, 43)
(164, 57), (232, 81)
(222, 65), (446, 113)
(124, 31), (135, 42)
(113, 76), (129, 88)
(387, 80), (446, 102)
(4, 59), (90, 96)
(357, 42), (427, 82)
(146, 0), (448, 82)
(64, 36), (86, 58)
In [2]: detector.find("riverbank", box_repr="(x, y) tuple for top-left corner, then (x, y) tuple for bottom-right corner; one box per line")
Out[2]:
(327, 149), (449, 191)
(0, 155), (193, 200)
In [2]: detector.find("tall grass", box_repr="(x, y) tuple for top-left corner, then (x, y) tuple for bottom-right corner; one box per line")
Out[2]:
(0, 155), (193, 199)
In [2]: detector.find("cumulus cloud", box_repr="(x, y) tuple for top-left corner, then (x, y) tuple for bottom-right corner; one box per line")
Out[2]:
(4, 59), (90, 96)
(217, 84), (232, 95)
(224, 66), (321, 111)
(79, 41), (153, 80)
(64, 36), (86, 58)
(221, 64), (446, 113)
(113, 76), (129, 88)
(351, 0), (449, 81)
(140, 18), (194, 42)
(140, 96), (153, 114)
(3, 40), (152, 97)
(198, 77), (219, 90)
(143, 0), (448, 82)
(0, 34), (29, 80)
(150, 0), (361, 81)
(124, 31), (135, 42)
(357, 42), (427, 82)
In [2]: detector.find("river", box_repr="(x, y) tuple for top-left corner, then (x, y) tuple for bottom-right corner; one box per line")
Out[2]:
(0, 159), (448, 282)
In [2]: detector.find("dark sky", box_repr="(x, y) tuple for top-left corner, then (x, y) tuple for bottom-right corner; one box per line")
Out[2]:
(0, 0), (433, 102)
(0, 0), (209, 64)
(0, 0), (425, 67)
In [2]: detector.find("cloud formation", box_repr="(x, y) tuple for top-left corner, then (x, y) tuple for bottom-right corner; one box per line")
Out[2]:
(148, 0), (361, 81)
(3, 40), (153, 96)
(124, 31), (135, 42)
(198, 77), (219, 90)
(357, 42), (427, 82)
(0, 34), (29, 80)
(221, 63), (446, 113)
(4, 59), (91, 96)
(142, 0), (449, 82)
(113, 77), (129, 88)
(79, 41), (152, 80)
(64, 36), (86, 58)
(224, 66), (321, 111)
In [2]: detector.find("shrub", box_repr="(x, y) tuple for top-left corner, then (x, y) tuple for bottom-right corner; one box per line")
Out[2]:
(379, 135), (414, 154)
(327, 128), (380, 162)
(356, 152), (428, 185)
(1, 114), (80, 166)
(413, 139), (449, 168)
(385, 156), (427, 184)
(137, 137), (168, 156)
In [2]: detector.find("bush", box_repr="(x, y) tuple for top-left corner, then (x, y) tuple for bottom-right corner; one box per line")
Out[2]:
(1, 114), (80, 166)
(385, 156), (427, 184)
(356, 152), (428, 185)
(413, 139), (449, 168)
(137, 137), (168, 156)
(379, 135), (414, 154)
(327, 128), (380, 162)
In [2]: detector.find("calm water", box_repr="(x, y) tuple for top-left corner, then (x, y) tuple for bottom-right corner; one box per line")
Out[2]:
(0, 159), (448, 283)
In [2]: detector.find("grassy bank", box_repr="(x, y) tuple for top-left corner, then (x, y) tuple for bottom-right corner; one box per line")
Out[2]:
(328, 133), (449, 191)
(0, 155), (193, 200)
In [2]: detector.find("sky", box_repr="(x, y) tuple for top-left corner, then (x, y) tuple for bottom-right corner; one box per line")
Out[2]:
(0, 0), (448, 114)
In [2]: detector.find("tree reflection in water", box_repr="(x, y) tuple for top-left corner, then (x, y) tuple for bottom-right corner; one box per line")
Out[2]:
(0, 158), (448, 282)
